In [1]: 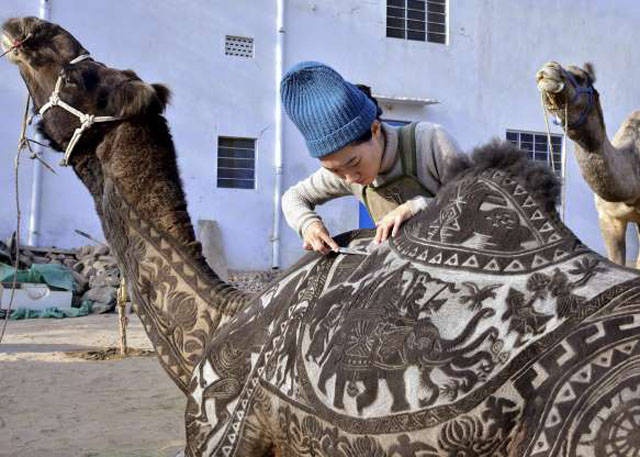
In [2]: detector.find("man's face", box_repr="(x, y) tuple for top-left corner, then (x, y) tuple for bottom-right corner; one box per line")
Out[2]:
(320, 121), (384, 186)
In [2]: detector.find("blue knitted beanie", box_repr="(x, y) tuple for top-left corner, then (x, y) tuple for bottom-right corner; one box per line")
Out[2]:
(281, 61), (377, 158)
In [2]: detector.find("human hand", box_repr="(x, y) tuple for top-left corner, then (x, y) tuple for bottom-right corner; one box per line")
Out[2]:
(374, 203), (413, 244)
(302, 221), (339, 254)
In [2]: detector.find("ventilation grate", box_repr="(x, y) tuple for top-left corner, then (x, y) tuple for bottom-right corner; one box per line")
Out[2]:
(225, 35), (254, 58)
(217, 137), (256, 189)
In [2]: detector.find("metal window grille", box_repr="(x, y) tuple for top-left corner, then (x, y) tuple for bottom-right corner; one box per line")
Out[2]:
(386, 0), (446, 44)
(506, 130), (564, 178)
(217, 137), (256, 189)
(225, 35), (254, 58)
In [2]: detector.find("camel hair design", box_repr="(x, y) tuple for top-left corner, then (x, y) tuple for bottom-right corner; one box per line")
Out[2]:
(3, 17), (640, 457)
(537, 61), (640, 268)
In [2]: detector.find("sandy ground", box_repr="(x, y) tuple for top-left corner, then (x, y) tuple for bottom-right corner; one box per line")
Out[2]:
(0, 313), (185, 457)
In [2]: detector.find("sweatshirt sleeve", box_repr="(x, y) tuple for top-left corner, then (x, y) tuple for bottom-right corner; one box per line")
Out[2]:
(415, 123), (465, 195)
(281, 167), (353, 237)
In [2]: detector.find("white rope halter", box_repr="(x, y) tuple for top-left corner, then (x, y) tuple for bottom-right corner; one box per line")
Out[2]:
(37, 54), (120, 166)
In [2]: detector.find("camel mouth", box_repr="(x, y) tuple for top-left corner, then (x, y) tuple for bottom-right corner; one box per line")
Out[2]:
(1, 17), (36, 58)
(1, 32), (13, 53)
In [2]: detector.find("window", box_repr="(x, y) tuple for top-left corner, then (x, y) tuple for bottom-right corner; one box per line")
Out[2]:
(217, 137), (256, 189)
(506, 130), (563, 177)
(382, 119), (410, 127)
(225, 35), (254, 58)
(386, 0), (447, 44)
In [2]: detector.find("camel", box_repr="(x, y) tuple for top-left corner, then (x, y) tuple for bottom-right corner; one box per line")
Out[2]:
(537, 61), (640, 268)
(3, 17), (640, 457)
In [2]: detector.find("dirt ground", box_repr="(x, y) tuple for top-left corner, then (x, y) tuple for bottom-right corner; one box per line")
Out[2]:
(0, 313), (186, 457)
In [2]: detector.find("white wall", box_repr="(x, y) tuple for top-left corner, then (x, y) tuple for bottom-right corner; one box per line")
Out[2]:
(2, 1), (640, 269)
(280, 0), (640, 266)
(1, 0), (278, 269)
(0, 0), (40, 250)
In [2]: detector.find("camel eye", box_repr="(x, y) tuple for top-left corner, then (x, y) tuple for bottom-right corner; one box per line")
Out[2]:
(63, 75), (77, 87)
(573, 72), (589, 86)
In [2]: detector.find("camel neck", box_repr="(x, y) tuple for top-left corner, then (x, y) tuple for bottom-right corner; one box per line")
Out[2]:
(74, 119), (250, 393)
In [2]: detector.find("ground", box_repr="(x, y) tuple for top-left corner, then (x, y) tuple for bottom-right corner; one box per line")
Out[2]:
(0, 313), (186, 457)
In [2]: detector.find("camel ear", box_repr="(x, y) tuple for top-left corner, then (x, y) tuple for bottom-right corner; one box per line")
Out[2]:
(152, 83), (171, 107)
(108, 79), (171, 118)
(583, 62), (596, 84)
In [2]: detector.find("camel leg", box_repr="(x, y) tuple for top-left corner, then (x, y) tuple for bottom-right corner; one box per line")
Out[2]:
(598, 214), (627, 265)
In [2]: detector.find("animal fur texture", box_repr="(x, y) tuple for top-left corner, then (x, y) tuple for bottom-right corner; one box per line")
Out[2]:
(4, 17), (640, 457)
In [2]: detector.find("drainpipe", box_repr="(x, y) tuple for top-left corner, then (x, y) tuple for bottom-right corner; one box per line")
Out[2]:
(271, 0), (285, 269)
(27, 0), (52, 246)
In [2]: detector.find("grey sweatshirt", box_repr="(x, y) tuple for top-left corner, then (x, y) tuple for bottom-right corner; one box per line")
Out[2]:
(282, 122), (464, 237)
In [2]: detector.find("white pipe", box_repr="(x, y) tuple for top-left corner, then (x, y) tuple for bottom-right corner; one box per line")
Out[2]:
(27, 148), (42, 246)
(27, 0), (52, 246)
(271, 0), (285, 269)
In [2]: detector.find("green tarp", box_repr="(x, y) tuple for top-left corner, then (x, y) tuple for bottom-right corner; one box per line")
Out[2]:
(0, 302), (91, 320)
(0, 262), (84, 319)
(0, 262), (76, 291)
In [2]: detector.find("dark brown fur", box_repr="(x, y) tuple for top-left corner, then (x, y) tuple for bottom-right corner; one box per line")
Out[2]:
(3, 16), (201, 261)
(444, 140), (560, 213)
(3, 17), (250, 397)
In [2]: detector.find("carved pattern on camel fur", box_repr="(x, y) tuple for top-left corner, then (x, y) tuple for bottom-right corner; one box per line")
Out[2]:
(538, 61), (640, 268)
(3, 17), (640, 457)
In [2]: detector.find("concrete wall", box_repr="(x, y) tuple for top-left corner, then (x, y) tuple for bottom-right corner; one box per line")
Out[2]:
(2, 1), (640, 269)
(1, 0), (278, 269)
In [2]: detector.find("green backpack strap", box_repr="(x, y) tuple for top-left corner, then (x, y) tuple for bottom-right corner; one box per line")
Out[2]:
(398, 122), (419, 177)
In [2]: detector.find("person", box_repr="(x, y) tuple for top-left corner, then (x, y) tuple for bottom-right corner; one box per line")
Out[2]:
(280, 61), (464, 254)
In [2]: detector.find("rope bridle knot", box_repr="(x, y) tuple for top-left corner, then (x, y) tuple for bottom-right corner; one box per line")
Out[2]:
(47, 91), (61, 106)
(79, 113), (95, 127)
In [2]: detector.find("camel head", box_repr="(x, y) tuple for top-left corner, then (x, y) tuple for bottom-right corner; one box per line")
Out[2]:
(2, 16), (211, 298)
(1, 17), (170, 164)
(1, 16), (86, 83)
(536, 61), (604, 140)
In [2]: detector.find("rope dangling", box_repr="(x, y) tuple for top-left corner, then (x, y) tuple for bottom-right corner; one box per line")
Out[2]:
(0, 94), (30, 343)
(539, 92), (568, 222)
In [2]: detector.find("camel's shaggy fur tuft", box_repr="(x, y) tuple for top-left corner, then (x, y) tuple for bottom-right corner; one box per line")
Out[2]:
(444, 140), (561, 213)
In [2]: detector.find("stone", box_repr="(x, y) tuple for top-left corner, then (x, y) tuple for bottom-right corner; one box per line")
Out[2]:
(82, 285), (117, 313)
(196, 219), (229, 281)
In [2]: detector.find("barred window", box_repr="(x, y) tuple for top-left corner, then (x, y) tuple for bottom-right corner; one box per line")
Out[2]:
(506, 130), (563, 177)
(217, 137), (256, 189)
(386, 0), (447, 44)
(225, 35), (254, 58)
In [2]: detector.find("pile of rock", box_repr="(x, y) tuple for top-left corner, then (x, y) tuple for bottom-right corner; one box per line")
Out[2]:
(1, 235), (280, 314)
(1, 239), (120, 313)
(72, 244), (120, 313)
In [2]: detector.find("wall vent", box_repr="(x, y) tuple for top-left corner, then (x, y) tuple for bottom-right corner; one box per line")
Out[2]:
(225, 35), (254, 58)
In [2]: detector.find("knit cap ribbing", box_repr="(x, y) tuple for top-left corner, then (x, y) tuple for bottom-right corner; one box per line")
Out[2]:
(281, 61), (377, 158)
